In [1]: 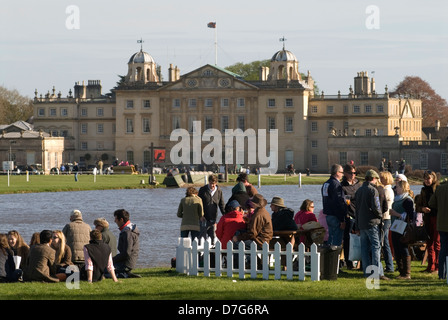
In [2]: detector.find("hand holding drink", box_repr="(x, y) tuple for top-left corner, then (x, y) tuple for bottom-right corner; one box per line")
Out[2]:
(344, 195), (351, 206)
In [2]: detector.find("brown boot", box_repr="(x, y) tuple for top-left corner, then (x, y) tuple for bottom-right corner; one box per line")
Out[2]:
(395, 257), (404, 277)
(397, 256), (411, 279)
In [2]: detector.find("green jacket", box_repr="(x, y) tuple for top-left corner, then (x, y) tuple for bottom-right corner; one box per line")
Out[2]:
(429, 182), (448, 233)
(177, 195), (204, 231)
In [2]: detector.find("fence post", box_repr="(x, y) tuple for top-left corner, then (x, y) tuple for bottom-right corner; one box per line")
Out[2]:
(226, 244), (233, 278)
(298, 243), (305, 280)
(250, 241), (258, 278)
(176, 237), (192, 275)
(191, 238), (199, 276)
(310, 243), (320, 281)
(262, 242), (270, 280)
(286, 243), (293, 280)
(274, 242), (282, 280)
(215, 240), (222, 277)
(203, 239), (210, 277)
(238, 241), (246, 279)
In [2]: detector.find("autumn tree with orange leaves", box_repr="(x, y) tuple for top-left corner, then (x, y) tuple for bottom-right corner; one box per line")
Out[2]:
(392, 76), (448, 128)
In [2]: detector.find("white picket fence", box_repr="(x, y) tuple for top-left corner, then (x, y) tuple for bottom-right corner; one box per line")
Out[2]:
(175, 237), (321, 281)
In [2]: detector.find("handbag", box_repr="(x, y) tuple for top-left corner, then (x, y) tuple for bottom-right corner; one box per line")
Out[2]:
(348, 233), (361, 261)
(400, 223), (429, 244)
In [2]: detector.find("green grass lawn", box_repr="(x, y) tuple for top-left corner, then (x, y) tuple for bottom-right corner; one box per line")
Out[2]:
(0, 263), (446, 300)
(0, 173), (327, 194)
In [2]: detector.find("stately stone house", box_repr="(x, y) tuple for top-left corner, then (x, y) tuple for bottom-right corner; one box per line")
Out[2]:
(30, 42), (446, 173)
(0, 121), (64, 173)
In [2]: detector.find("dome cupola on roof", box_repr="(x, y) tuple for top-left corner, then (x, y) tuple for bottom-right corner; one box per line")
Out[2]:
(271, 36), (297, 62)
(128, 49), (155, 64)
(125, 39), (160, 84)
(271, 49), (297, 62)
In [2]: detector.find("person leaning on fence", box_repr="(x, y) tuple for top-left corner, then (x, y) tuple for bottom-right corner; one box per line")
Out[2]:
(215, 200), (246, 250)
(83, 229), (118, 283)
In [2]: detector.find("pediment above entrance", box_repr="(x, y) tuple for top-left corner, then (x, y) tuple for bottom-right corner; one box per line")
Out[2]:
(159, 64), (258, 91)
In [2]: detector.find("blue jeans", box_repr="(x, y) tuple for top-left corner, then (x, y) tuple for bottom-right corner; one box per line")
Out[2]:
(360, 225), (384, 277)
(439, 231), (448, 279)
(381, 219), (394, 272)
(326, 215), (344, 246)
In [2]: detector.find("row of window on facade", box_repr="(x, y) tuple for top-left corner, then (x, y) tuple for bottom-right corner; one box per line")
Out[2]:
(310, 104), (386, 115)
(37, 106), (114, 118)
(37, 101), (412, 118)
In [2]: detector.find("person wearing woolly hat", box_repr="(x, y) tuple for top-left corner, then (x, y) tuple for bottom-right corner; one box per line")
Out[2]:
(70, 209), (82, 221)
(94, 218), (117, 257)
(395, 173), (407, 182)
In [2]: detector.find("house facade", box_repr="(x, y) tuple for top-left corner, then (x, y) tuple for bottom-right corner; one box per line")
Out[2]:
(30, 43), (441, 174)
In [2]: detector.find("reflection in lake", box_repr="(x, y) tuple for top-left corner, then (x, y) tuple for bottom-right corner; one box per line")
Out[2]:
(0, 184), (422, 267)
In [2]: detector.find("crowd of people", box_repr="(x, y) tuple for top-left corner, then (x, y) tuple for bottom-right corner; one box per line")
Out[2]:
(0, 209), (140, 283)
(177, 172), (322, 269)
(177, 167), (448, 281)
(3, 165), (447, 283)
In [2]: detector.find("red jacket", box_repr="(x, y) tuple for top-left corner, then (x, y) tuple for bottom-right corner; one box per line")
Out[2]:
(294, 210), (318, 244)
(216, 210), (246, 249)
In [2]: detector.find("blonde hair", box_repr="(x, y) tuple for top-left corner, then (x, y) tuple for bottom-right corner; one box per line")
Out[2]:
(52, 230), (67, 264)
(397, 180), (414, 198)
(380, 171), (394, 186)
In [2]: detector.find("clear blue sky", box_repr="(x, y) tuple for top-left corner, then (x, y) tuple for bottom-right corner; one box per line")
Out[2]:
(1, 0), (447, 101)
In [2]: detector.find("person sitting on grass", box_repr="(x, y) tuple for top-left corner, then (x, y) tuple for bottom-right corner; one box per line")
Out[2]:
(113, 209), (141, 278)
(23, 230), (59, 283)
(83, 230), (118, 283)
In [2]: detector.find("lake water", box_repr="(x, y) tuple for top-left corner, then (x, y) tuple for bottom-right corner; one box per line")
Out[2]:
(0, 183), (422, 268)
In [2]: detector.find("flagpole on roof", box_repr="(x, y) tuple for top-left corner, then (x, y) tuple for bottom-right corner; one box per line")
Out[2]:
(207, 21), (217, 66)
(214, 23), (217, 66)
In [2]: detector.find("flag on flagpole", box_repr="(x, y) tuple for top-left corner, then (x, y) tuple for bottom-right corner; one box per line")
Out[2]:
(207, 22), (216, 28)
